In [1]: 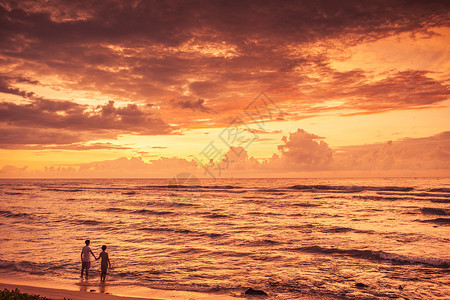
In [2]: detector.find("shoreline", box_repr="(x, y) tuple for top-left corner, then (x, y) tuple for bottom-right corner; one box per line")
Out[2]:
(0, 274), (241, 300)
(0, 282), (157, 300)
(0, 273), (336, 299)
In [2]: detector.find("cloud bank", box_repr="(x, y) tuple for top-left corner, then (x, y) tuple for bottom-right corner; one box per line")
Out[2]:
(2, 129), (448, 178)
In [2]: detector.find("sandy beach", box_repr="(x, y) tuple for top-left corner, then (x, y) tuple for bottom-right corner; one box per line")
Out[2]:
(0, 273), (338, 299)
(0, 281), (338, 300)
(0, 282), (157, 300)
(0, 274), (241, 300)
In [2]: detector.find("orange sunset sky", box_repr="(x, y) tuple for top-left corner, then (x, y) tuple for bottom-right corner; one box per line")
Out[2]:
(0, 0), (449, 178)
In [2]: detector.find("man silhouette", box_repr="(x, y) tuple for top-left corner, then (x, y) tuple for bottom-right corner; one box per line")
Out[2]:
(81, 240), (97, 279)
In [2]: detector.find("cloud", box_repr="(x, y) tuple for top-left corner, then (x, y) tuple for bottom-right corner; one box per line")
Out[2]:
(0, 126), (133, 150)
(335, 131), (450, 170)
(16, 143), (132, 151)
(0, 99), (173, 134)
(219, 146), (261, 170)
(339, 70), (449, 113)
(204, 129), (450, 176)
(0, 0), (448, 131)
(1, 129), (449, 177)
(293, 69), (450, 117)
(3, 156), (198, 178)
(273, 129), (333, 169)
(0, 76), (38, 99)
(244, 128), (282, 134)
(0, 1), (448, 154)
(5, 0), (448, 49)
(0, 127), (84, 148)
(169, 98), (213, 113)
(0, 165), (28, 177)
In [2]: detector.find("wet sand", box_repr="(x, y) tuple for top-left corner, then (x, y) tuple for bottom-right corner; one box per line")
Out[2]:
(0, 274), (240, 300)
(0, 274), (334, 299)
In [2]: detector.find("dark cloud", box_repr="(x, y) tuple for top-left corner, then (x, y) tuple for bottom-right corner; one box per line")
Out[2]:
(296, 70), (450, 116)
(0, 0), (448, 149)
(1, 0), (448, 110)
(170, 98), (213, 113)
(0, 126), (126, 149)
(341, 70), (449, 113)
(0, 76), (37, 99)
(39, 142), (132, 151)
(188, 80), (224, 99)
(0, 127), (83, 147)
(4, 0), (448, 46)
(0, 99), (172, 134)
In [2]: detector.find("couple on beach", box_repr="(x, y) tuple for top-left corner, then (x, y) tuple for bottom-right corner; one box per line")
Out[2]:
(81, 240), (112, 281)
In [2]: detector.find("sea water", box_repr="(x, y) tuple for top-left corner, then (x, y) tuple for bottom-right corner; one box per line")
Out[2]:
(0, 178), (449, 299)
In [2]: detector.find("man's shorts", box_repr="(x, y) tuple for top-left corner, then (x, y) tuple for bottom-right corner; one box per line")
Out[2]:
(82, 261), (91, 269)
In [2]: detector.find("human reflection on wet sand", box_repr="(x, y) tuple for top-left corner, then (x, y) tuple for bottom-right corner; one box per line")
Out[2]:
(77, 279), (108, 294)
(99, 281), (106, 293)
(78, 279), (88, 292)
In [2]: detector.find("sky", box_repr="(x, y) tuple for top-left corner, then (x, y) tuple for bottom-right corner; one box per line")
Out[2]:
(0, 0), (449, 178)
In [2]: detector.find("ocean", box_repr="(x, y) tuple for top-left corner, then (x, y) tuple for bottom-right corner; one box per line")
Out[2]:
(0, 177), (449, 299)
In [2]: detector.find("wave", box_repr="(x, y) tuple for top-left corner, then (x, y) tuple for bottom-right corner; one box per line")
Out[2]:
(132, 209), (175, 216)
(429, 188), (450, 193)
(148, 199), (201, 208)
(138, 226), (192, 234)
(293, 246), (450, 268)
(420, 218), (450, 225)
(201, 212), (230, 219)
(0, 210), (33, 219)
(216, 190), (247, 195)
(138, 226), (225, 239)
(355, 195), (450, 203)
(378, 191), (450, 198)
(242, 239), (282, 246)
(292, 202), (321, 207)
(0, 259), (64, 276)
(420, 207), (450, 216)
(102, 207), (129, 213)
(100, 207), (180, 215)
(206, 185), (243, 189)
(353, 195), (404, 201)
(257, 189), (288, 195)
(42, 188), (83, 192)
(138, 184), (248, 195)
(168, 201), (200, 207)
(290, 185), (414, 192)
(430, 199), (450, 203)
(320, 226), (354, 233)
(70, 219), (102, 226)
(122, 191), (137, 195)
(200, 232), (224, 238)
(148, 184), (243, 190)
(288, 224), (373, 234)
